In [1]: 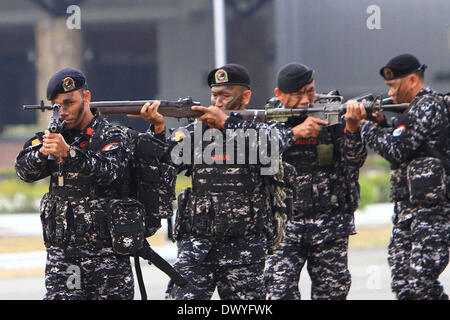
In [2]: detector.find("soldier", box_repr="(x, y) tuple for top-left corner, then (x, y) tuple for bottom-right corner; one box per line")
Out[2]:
(256, 63), (367, 300)
(137, 63), (308, 300)
(15, 68), (134, 299)
(352, 53), (449, 300)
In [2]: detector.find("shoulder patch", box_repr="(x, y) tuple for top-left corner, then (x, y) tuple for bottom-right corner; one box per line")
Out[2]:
(173, 130), (186, 142)
(31, 138), (42, 146)
(392, 125), (406, 137)
(102, 142), (119, 151)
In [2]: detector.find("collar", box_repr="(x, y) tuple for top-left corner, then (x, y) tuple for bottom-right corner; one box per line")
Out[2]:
(415, 86), (435, 98)
(80, 108), (103, 138)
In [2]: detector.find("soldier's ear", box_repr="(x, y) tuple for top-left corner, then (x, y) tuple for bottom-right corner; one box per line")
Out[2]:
(84, 89), (91, 104)
(242, 89), (252, 105)
(274, 88), (282, 99)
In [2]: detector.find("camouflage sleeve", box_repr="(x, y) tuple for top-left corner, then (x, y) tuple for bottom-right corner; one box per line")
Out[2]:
(360, 98), (442, 164)
(64, 126), (132, 184)
(224, 114), (297, 153)
(15, 134), (51, 182)
(146, 124), (167, 143)
(341, 128), (367, 168)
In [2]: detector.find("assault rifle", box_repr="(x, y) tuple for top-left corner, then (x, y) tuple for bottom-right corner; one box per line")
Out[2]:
(263, 93), (408, 125)
(24, 101), (66, 160)
(24, 95), (409, 126)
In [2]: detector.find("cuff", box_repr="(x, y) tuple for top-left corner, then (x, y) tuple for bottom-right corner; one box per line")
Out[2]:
(224, 113), (244, 129)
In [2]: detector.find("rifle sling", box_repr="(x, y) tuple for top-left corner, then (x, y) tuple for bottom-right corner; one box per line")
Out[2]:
(136, 241), (188, 289)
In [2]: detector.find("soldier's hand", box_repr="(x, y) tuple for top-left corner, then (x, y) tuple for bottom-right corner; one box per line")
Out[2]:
(192, 105), (228, 129)
(369, 110), (385, 126)
(292, 116), (328, 138)
(345, 100), (367, 132)
(40, 130), (70, 158)
(128, 100), (165, 134)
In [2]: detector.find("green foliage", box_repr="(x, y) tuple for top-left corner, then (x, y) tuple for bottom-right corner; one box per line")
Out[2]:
(175, 172), (192, 195)
(0, 177), (48, 213)
(358, 172), (390, 209)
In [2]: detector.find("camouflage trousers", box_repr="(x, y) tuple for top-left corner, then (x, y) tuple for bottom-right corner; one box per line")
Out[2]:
(166, 238), (266, 300)
(44, 247), (134, 300)
(388, 206), (449, 300)
(265, 224), (351, 300)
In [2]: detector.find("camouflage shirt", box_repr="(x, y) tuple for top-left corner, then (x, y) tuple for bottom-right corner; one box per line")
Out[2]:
(227, 116), (367, 245)
(361, 87), (449, 223)
(15, 109), (132, 256)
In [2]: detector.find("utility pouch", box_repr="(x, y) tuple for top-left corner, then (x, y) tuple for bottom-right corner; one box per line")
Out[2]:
(293, 175), (313, 214)
(316, 144), (334, 167)
(174, 188), (194, 239)
(389, 165), (409, 201)
(407, 157), (447, 205)
(108, 198), (145, 255)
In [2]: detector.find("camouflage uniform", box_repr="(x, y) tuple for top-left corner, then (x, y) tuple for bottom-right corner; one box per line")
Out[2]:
(360, 87), (449, 300)
(15, 109), (134, 300)
(166, 117), (297, 300)
(264, 119), (367, 300)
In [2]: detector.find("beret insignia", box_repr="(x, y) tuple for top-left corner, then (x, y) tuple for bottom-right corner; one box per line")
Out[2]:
(383, 68), (394, 80)
(62, 77), (76, 92)
(215, 69), (228, 84)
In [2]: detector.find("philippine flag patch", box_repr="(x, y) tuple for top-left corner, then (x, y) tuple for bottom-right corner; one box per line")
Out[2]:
(102, 142), (119, 151)
(392, 125), (406, 137)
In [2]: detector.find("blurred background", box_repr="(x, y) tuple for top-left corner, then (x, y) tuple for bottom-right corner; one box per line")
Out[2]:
(0, 0), (449, 299)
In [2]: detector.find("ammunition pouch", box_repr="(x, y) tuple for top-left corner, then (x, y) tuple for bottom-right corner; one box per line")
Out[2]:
(108, 198), (146, 255)
(407, 157), (447, 205)
(389, 164), (409, 201)
(134, 131), (177, 237)
(316, 143), (335, 167)
(292, 171), (341, 217)
(40, 193), (108, 248)
(174, 187), (195, 240)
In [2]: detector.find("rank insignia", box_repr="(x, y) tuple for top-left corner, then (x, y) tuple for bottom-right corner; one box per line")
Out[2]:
(215, 69), (228, 84)
(62, 77), (75, 92)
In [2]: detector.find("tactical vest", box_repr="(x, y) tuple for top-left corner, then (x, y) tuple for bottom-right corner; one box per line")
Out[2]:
(41, 119), (176, 252)
(174, 127), (271, 240)
(390, 93), (449, 205)
(42, 119), (122, 249)
(283, 123), (345, 216)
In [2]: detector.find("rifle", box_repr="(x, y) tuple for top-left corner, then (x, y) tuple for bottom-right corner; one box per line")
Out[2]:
(23, 97), (203, 118)
(237, 96), (409, 125)
(23, 96), (409, 126)
(24, 101), (66, 160)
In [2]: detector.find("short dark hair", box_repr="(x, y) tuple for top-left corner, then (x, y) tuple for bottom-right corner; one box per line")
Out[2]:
(414, 69), (425, 81)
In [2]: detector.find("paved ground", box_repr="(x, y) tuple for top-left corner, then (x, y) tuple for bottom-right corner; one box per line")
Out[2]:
(0, 209), (448, 300)
(2, 246), (448, 300)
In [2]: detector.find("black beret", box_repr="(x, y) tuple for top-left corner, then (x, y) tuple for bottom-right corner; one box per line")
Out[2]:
(379, 54), (427, 80)
(47, 67), (87, 100)
(277, 63), (314, 93)
(207, 63), (251, 89)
